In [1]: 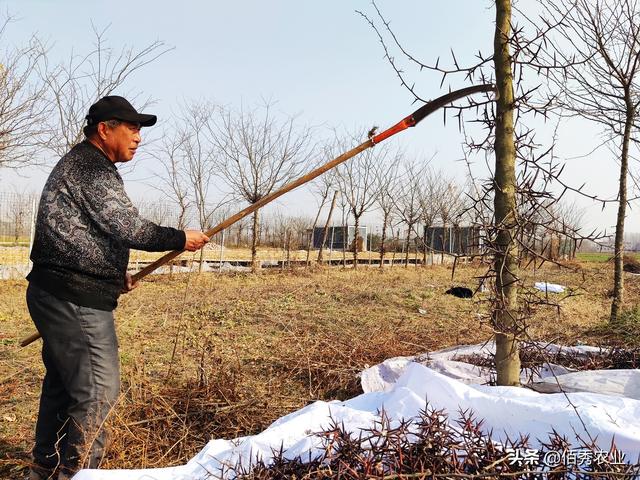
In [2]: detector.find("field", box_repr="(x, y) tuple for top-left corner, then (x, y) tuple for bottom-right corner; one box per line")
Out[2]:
(1, 260), (639, 478)
(577, 251), (640, 263)
(3, 243), (637, 267)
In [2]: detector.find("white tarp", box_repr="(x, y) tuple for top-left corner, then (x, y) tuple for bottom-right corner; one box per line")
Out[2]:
(360, 341), (583, 391)
(74, 344), (640, 480)
(533, 369), (640, 398)
(534, 281), (566, 293)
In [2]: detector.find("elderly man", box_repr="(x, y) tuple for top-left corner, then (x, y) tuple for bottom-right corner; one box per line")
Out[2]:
(27, 96), (209, 480)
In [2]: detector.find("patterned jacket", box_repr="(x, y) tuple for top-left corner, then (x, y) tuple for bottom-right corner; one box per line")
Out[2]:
(27, 140), (185, 311)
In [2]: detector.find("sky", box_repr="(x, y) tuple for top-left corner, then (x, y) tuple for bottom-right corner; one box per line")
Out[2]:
(1, 0), (637, 234)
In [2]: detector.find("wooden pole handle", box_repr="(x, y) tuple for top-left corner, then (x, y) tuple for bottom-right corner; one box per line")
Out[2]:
(20, 332), (42, 348)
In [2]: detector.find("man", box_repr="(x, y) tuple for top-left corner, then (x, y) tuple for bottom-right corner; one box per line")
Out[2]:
(26, 96), (209, 480)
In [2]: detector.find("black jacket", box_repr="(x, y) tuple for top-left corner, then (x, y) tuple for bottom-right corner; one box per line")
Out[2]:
(28, 141), (185, 310)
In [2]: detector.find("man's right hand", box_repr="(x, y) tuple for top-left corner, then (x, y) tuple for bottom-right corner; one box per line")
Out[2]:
(184, 230), (209, 251)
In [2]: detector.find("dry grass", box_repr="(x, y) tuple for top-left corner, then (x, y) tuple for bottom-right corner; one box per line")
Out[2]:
(0, 261), (637, 478)
(0, 247), (32, 266)
(129, 245), (416, 264)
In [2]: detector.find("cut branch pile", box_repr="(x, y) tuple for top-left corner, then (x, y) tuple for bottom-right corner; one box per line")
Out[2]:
(455, 343), (640, 375)
(234, 404), (637, 479)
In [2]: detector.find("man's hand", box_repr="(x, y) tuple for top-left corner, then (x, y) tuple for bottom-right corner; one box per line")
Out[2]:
(121, 272), (139, 294)
(184, 230), (209, 251)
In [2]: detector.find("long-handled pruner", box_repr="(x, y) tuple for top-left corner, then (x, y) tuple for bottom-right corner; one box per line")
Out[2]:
(20, 84), (493, 348)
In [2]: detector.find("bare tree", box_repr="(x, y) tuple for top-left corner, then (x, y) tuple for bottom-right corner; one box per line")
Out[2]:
(436, 176), (464, 262)
(389, 220), (402, 267)
(375, 149), (401, 267)
(149, 127), (191, 230)
(268, 210), (289, 251)
(488, 0), (522, 386)
(306, 167), (336, 265)
(40, 24), (171, 157)
(234, 215), (247, 248)
(212, 102), (314, 272)
(337, 189), (350, 268)
(179, 101), (226, 272)
(317, 189), (339, 264)
(417, 167), (441, 266)
(362, 0), (616, 384)
(0, 16), (50, 168)
(360, 0), (527, 385)
(393, 160), (426, 268)
(288, 215), (313, 253)
(540, 0), (640, 322)
(335, 131), (385, 268)
(557, 201), (586, 259)
(8, 190), (34, 245)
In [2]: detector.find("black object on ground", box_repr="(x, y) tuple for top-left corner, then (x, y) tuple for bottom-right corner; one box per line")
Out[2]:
(445, 286), (473, 298)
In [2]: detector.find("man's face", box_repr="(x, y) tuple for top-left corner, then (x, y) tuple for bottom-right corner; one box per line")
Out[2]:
(103, 121), (142, 163)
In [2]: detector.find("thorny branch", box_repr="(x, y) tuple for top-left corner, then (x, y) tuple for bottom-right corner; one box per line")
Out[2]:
(357, 0), (618, 438)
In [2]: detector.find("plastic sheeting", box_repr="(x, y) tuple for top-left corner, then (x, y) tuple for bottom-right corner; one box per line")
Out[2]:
(360, 341), (583, 391)
(74, 343), (640, 479)
(534, 281), (566, 293)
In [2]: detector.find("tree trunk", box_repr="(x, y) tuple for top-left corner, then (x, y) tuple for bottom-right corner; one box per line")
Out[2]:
(391, 229), (398, 268)
(14, 208), (26, 245)
(173, 205), (188, 277)
(251, 209), (260, 273)
(441, 221), (447, 264)
(493, 0), (521, 386)
(236, 221), (243, 247)
(430, 229), (436, 265)
(353, 214), (360, 269)
(342, 225), (347, 268)
(422, 224), (429, 267)
(379, 214), (389, 268)
(610, 105), (632, 323)
(404, 224), (413, 268)
(306, 195), (328, 266)
(318, 190), (338, 264)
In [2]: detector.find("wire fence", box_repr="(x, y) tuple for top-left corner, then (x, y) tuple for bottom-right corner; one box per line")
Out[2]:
(0, 192), (38, 279)
(0, 192), (481, 279)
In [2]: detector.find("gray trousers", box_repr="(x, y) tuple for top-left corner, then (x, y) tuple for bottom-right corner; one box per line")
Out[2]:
(27, 283), (120, 476)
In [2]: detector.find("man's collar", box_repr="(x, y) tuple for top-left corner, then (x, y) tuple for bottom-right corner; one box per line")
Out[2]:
(82, 140), (118, 171)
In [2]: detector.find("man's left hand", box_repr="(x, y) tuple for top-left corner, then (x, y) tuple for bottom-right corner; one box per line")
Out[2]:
(122, 272), (139, 294)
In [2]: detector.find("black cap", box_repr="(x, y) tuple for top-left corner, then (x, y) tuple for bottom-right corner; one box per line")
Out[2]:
(85, 96), (157, 127)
